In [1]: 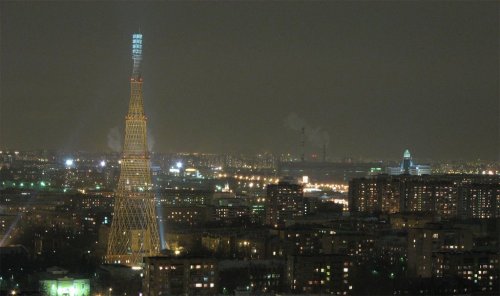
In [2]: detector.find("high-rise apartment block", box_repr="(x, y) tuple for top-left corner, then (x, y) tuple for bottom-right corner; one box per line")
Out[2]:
(349, 174), (499, 218)
(265, 180), (308, 227)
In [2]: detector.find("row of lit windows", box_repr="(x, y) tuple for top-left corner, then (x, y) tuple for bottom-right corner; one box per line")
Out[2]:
(194, 283), (215, 288)
(190, 264), (214, 269)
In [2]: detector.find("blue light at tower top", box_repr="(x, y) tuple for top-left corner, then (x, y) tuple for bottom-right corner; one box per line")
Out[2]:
(132, 33), (142, 59)
(132, 33), (143, 77)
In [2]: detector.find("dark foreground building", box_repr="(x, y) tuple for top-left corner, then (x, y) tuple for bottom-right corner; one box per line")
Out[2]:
(142, 256), (218, 296)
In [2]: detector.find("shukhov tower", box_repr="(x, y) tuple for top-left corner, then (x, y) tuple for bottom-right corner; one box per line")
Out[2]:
(105, 33), (160, 267)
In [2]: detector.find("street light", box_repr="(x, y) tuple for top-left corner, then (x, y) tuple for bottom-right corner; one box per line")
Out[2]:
(65, 159), (74, 167)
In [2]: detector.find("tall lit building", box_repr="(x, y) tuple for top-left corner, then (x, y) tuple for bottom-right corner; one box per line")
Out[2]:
(386, 149), (431, 176)
(349, 174), (499, 218)
(458, 184), (500, 219)
(105, 33), (160, 266)
(265, 180), (305, 227)
(347, 175), (401, 213)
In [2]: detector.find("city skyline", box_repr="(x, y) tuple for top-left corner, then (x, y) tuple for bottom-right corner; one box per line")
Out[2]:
(0, 3), (499, 295)
(1, 2), (498, 161)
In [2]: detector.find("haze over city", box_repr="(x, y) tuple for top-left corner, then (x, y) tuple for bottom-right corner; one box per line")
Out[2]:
(1, 2), (500, 296)
(1, 1), (498, 161)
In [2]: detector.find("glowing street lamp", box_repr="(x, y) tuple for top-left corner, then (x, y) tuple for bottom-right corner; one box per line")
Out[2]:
(65, 159), (74, 167)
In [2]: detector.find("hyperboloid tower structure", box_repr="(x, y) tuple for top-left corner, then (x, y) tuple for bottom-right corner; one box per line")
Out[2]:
(105, 33), (160, 267)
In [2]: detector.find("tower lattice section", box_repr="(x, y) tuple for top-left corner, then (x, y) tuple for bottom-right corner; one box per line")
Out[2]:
(105, 33), (160, 267)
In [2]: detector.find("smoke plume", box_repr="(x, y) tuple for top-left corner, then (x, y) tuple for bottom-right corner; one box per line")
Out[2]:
(107, 126), (122, 152)
(284, 112), (330, 148)
(147, 129), (155, 152)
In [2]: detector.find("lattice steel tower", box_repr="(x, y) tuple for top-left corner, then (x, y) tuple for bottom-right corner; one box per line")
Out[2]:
(105, 33), (160, 267)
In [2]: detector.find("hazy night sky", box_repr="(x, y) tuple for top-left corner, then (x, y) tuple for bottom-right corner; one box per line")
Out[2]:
(0, 1), (498, 161)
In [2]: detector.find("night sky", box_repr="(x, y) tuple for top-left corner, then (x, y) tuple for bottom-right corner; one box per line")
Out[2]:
(1, 2), (498, 161)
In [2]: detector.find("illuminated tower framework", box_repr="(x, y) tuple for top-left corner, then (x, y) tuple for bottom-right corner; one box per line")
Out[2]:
(106, 33), (160, 266)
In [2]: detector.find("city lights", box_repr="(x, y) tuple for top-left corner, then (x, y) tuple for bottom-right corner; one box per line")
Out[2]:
(1, 4), (497, 296)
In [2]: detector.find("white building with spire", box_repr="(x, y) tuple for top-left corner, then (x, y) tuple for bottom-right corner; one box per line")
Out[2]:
(386, 149), (431, 175)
